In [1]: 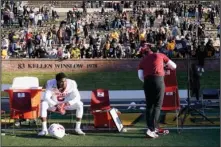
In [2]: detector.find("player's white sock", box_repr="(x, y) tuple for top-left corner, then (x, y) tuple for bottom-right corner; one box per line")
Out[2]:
(75, 121), (81, 130)
(75, 121), (85, 135)
(42, 121), (47, 131)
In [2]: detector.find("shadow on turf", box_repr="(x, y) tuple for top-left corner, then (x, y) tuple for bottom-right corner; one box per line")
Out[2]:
(85, 129), (178, 139)
(87, 132), (146, 139)
(5, 133), (57, 140)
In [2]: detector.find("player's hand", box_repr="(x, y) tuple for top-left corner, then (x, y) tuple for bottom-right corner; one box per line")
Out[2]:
(64, 102), (70, 107)
(56, 103), (66, 115)
(56, 103), (63, 109)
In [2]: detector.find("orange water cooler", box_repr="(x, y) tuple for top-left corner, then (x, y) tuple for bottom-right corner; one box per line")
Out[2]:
(4, 77), (43, 120)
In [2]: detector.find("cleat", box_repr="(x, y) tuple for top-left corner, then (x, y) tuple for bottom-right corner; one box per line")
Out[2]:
(75, 129), (85, 135)
(201, 68), (204, 72)
(14, 121), (20, 127)
(146, 129), (159, 138)
(38, 130), (48, 136)
(155, 128), (169, 135)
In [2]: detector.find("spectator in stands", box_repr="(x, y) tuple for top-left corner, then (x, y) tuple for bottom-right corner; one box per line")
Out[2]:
(37, 12), (43, 27)
(29, 10), (35, 26)
(32, 46), (48, 58)
(217, 25), (220, 38)
(26, 31), (34, 58)
(9, 31), (19, 55)
(166, 38), (176, 58)
(47, 31), (53, 47)
(1, 1), (220, 60)
(1, 35), (9, 50)
(3, 8), (10, 27)
(57, 27), (65, 45)
(205, 39), (215, 57)
(171, 26), (180, 38)
(1, 35), (9, 59)
(70, 46), (80, 59)
(175, 36), (187, 58)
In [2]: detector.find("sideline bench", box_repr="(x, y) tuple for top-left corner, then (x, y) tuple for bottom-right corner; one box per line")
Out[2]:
(2, 84), (188, 103)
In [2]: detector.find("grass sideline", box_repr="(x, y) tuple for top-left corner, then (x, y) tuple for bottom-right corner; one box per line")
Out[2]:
(2, 129), (220, 146)
(2, 71), (220, 90)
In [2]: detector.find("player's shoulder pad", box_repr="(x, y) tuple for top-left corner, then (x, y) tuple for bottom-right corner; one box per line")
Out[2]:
(46, 79), (57, 88)
(67, 79), (78, 88)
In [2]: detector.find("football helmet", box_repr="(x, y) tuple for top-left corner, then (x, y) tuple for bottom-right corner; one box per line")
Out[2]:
(48, 123), (65, 139)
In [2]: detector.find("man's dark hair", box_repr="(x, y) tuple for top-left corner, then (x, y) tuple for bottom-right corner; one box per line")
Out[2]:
(56, 72), (67, 81)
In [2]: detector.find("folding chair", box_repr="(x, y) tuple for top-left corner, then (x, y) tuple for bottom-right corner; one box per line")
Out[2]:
(162, 69), (181, 132)
(90, 89), (119, 130)
(4, 77), (43, 135)
(162, 86), (180, 132)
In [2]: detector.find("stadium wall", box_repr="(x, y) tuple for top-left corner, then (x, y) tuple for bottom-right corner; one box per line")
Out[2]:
(2, 58), (219, 73)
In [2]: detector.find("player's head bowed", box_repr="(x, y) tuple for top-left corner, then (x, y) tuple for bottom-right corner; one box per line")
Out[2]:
(56, 72), (67, 89)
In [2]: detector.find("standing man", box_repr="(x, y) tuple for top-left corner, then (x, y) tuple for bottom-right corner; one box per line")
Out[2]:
(38, 72), (85, 136)
(190, 63), (200, 101)
(137, 48), (177, 138)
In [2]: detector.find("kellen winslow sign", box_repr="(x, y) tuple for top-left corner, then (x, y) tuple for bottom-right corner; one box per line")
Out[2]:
(2, 59), (220, 73)
(3, 59), (141, 73)
(17, 63), (97, 69)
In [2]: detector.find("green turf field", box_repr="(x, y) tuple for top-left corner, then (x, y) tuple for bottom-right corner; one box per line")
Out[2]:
(2, 71), (220, 90)
(1, 129), (220, 147)
(2, 110), (220, 146)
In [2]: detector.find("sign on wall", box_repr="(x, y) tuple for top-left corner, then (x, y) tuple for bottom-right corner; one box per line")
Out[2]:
(17, 63), (97, 69)
(2, 59), (219, 73)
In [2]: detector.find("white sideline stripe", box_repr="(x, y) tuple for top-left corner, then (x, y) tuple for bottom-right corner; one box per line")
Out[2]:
(125, 127), (220, 130)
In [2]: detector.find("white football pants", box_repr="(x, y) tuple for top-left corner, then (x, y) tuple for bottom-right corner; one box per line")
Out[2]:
(40, 101), (84, 118)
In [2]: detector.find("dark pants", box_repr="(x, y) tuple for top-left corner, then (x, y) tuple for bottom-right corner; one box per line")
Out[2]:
(198, 56), (205, 67)
(191, 79), (200, 101)
(144, 76), (165, 131)
(191, 88), (200, 101)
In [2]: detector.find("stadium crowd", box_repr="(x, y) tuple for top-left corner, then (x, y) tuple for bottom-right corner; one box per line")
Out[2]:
(1, 1), (220, 61)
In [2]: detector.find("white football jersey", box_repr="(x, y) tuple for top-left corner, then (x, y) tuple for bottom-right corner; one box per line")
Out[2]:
(44, 79), (81, 106)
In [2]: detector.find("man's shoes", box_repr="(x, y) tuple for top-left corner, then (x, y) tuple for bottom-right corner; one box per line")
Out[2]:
(146, 129), (159, 138)
(155, 128), (169, 135)
(75, 129), (85, 135)
(38, 130), (48, 136)
(14, 121), (20, 127)
(201, 68), (204, 72)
